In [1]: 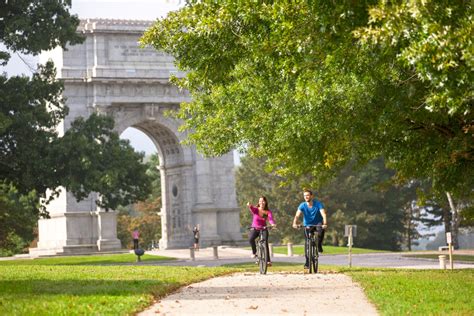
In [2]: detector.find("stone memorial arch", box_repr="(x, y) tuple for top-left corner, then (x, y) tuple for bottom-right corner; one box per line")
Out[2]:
(29, 19), (243, 256)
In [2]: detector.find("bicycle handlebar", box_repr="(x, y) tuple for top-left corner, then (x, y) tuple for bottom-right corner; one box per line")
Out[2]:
(294, 224), (323, 229)
(248, 226), (276, 231)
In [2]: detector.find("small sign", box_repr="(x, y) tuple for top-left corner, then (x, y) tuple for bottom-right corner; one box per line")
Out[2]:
(446, 232), (452, 244)
(344, 225), (357, 237)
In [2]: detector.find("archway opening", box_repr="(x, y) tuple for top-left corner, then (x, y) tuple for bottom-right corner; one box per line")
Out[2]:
(120, 127), (158, 157)
(118, 127), (161, 250)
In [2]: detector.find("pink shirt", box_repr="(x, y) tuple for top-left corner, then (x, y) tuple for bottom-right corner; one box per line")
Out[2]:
(132, 231), (139, 239)
(249, 205), (275, 229)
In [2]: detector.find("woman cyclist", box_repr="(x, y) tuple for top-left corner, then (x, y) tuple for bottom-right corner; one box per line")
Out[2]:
(247, 196), (276, 266)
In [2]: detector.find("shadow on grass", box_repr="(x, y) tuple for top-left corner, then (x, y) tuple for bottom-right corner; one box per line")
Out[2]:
(0, 254), (176, 266)
(0, 279), (177, 296)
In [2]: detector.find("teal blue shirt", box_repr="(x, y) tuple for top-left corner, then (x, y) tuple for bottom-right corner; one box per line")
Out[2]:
(298, 199), (324, 226)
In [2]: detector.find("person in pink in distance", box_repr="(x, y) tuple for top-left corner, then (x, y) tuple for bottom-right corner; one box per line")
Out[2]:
(247, 196), (276, 266)
(132, 229), (139, 250)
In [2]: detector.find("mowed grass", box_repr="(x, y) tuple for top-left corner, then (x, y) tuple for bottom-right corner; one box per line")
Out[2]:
(272, 244), (386, 255)
(0, 253), (173, 265)
(403, 254), (474, 262)
(1, 254), (473, 315)
(345, 268), (474, 315)
(0, 255), (240, 315)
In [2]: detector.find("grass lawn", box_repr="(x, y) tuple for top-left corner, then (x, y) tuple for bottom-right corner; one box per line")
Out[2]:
(345, 268), (474, 315)
(0, 254), (240, 315)
(403, 254), (474, 262)
(1, 254), (473, 315)
(272, 244), (386, 255)
(0, 253), (174, 265)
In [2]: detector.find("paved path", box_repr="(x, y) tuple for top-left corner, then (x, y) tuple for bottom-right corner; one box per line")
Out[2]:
(144, 246), (474, 270)
(138, 272), (378, 316)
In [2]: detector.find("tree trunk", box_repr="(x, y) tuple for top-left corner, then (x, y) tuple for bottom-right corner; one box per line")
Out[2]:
(442, 204), (451, 245)
(404, 204), (413, 251)
(332, 233), (339, 246)
(446, 192), (460, 249)
(405, 208), (411, 251)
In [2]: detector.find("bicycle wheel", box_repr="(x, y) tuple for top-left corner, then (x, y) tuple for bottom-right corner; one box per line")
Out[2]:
(314, 235), (320, 273)
(258, 242), (267, 274)
(313, 254), (319, 273)
(303, 236), (310, 272)
(308, 239), (315, 273)
(311, 236), (319, 273)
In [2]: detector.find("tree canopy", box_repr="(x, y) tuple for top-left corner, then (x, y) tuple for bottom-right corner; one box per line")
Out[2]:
(0, 0), (83, 64)
(142, 0), (473, 196)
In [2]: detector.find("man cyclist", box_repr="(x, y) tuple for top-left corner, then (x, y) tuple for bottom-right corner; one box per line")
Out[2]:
(292, 189), (327, 268)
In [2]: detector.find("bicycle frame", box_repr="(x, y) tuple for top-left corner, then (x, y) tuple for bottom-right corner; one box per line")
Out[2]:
(304, 225), (322, 274)
(250, 226), (270, 274)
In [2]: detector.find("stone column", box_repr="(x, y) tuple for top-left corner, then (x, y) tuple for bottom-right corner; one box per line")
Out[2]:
(29, 191), (100, 256)
(96, 210), (122, 251)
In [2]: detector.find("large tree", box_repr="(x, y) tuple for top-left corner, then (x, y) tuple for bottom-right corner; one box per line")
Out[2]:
(236, 155), (415, 250)
(142, 1), (473, 198)
(1, 1), (151, 254)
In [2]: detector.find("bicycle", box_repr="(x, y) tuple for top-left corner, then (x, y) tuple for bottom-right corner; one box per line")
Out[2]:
(296, 224), (322, 274)
(249, 226), (273, 274)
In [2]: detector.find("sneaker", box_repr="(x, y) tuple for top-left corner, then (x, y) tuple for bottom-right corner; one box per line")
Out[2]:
(304, 262), (309, 269)
(318, 244), (323, 253)
(267, 262), (272, 267)
(251, 254), (257, 259)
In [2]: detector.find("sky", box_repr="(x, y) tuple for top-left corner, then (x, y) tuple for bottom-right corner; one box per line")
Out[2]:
(70, 0), (183, 20)
(3, 1), (241, 163)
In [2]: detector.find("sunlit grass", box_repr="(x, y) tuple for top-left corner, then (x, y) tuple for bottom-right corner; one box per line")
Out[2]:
(0, 257), (240, 315)
(345, 268), (474, 315)
(0, 253), (174, 265)
(403, 254), (474, 262)
(272, 244), (387, 255)
(1, 253), (472, 315)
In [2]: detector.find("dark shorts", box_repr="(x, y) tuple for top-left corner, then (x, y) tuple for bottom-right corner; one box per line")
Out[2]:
(194, 238), (199, 243)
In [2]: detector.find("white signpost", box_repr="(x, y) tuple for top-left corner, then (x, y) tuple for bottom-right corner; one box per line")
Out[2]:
(446, 232), (453, 270)
(345, 225), (357, 268)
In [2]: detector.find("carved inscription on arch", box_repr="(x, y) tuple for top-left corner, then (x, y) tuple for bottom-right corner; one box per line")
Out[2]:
(108, 40), (170, 63)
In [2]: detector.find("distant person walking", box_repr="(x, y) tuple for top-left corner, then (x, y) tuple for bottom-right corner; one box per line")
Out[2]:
(132, 229), (140, 250)
(193, 226), (200, 251)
